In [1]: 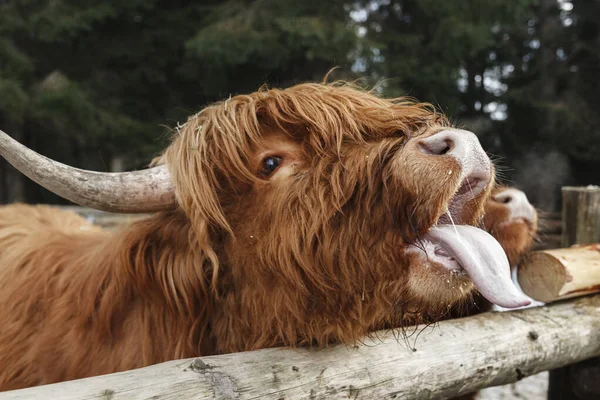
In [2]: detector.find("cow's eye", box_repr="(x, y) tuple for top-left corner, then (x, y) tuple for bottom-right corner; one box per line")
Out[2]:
(261, 156), (282, 176)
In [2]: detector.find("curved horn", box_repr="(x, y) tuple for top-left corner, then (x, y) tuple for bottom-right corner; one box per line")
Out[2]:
(0, 129), (176, 213)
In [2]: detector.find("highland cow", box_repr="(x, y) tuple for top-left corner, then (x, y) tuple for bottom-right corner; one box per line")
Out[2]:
(0, 82), (530, 391)
(484, 187), (538, 268)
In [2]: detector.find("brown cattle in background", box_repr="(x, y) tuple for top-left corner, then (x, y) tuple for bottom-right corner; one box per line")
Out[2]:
(484, 186), (538, 267)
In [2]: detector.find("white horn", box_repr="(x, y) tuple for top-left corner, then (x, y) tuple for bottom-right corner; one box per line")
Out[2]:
(0, 129), (175, 213)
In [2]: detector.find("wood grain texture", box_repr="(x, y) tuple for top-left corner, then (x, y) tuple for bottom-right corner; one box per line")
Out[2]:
(519, 244), (600, 303)
(562, 186), (600, 247)
(2, 295), (600, 400)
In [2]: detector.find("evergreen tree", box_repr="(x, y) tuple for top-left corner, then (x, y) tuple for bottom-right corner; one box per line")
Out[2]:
(0, 0), (358, 203)
(1, 0), (598, 208)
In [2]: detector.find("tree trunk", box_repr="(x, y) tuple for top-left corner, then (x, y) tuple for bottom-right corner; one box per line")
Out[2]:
(538, 0), (558, 100)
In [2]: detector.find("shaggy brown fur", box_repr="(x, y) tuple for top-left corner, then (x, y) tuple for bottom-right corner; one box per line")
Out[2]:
(0, 82), (496, 390)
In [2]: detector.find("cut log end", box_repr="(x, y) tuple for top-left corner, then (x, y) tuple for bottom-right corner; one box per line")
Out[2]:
(518, 244), (600, 303)
(519, 252), (567, 303)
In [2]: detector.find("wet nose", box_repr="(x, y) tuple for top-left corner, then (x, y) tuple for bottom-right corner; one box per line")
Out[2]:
(417, 129), (492, 183)
(493, 188), (536, 222)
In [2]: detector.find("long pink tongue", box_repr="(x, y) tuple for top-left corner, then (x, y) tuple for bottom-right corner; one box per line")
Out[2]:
(427, 225), (531, 308)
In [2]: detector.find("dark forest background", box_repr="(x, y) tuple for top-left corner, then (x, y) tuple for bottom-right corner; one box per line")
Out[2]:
(1, 0), (598, 211)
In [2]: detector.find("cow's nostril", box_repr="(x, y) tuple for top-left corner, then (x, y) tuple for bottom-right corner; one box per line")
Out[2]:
(440, 142), (452, 155)
(418, 138), (453, 155)
(493, 194), (513, 204)
(416, 129), (491, 190)
(493, 188), (536, 223)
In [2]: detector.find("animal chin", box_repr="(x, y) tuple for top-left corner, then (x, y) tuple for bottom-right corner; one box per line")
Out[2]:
(497, 217), (534, 229)
(407, 177), (531, 309)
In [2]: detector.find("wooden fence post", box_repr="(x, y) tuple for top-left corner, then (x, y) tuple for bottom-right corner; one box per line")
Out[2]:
(561, 186), (600, 247)
(548, 185), (600, 400)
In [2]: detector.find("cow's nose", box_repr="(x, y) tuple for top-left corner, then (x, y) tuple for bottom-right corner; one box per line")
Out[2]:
(493, 188), (536, 222)
(417, 129), (492, 183)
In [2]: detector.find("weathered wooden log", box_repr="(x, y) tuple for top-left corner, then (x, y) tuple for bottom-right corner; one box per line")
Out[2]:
(2, 295), (600, 400)
(518, 244), (600, 303)
(561, 185), (600, 247)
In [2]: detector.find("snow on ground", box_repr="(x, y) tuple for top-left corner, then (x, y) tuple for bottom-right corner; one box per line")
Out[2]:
(476, 372), (548, 400)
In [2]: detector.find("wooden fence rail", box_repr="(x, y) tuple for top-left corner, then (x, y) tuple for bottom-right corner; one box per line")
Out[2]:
(2, 295), (600, 400)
